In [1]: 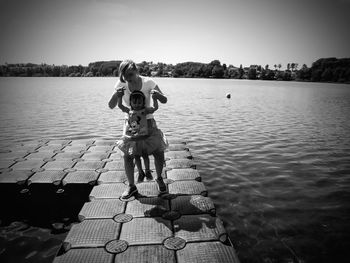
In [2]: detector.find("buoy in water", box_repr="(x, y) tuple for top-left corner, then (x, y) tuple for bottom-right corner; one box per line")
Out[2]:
(226, 93), (231, 99)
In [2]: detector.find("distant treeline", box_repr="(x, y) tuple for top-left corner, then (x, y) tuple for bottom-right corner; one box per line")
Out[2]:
(1, 57), (349, 83)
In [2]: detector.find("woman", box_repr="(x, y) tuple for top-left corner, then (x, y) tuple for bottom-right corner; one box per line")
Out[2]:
(108, 59), (168, 199)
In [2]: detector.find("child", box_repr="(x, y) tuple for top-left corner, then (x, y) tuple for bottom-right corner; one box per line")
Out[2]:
(116, 90), (158, 182)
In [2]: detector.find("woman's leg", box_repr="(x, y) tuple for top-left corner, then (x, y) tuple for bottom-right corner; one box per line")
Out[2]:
(153, 150), (166, 193)
(121, 154), (138, 198)
(124, 154), (135, 185)
(153, 150), (164, 178)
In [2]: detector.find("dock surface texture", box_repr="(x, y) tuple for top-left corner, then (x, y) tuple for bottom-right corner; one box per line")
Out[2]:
(0, 139), (240, 263)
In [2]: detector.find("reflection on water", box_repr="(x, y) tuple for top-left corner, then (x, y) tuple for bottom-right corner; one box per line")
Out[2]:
(1, 77), (350, 262)
(0, 221), (67, 263)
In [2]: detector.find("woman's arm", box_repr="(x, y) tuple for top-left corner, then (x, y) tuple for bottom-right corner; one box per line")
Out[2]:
(153, 97), (159, 111)
(146, 97), (159, 114)
(108, 88), (125, 109)
(108, 92), (119, 109)
(152, 85), (167, 104)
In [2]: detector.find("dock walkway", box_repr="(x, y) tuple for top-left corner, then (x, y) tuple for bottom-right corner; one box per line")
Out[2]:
(0, 139), (239, 263)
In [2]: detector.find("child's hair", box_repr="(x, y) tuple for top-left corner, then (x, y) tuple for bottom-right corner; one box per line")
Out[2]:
(119, 59), (138, 83)
(129, 91), (145, 110)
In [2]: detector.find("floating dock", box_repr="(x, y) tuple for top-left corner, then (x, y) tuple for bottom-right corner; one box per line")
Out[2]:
(0, 139), (240, 263)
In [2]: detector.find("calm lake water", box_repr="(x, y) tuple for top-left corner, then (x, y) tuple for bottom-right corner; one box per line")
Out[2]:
(1, 77), (350, 262)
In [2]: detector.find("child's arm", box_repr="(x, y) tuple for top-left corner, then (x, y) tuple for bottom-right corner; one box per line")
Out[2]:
(117, 96), (130, 113)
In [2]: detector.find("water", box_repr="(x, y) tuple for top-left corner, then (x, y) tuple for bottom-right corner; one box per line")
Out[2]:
(1, 77), (350, 262)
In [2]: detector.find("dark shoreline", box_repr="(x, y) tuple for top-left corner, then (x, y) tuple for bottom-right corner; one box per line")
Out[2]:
(0, 76), (349, 86)
(1, 57), (350, 84)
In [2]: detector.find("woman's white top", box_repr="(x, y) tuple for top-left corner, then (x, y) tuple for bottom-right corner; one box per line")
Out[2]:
(114, 76), (157, 119)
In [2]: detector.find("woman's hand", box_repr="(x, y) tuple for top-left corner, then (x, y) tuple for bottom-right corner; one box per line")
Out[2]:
(116, 88), (125, 98)
(150, 89), (159, 100)
(151, 87), (167, 104)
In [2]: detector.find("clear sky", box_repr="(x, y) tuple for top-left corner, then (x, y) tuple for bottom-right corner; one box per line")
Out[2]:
(0, 0), (349, 68)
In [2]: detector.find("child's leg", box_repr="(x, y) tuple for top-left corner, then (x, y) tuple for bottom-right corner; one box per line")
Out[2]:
(135, 155), (145, 183)
(143, 154), (150, 171)
(135, 155), (143, 173)
(143, 154), (153, 180)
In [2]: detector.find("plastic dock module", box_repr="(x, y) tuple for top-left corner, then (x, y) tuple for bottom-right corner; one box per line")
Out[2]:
(53, 248), (113, 263)
(62, 219), (121, 249)
(97, 170), (127, 184)
(119, 217), (173, 245)
(62, 170), (99, 185)
(125, 197), (169, 217)
(177, 241), (240, 263)
(165, 150), (193, 160)
(171, 195), (216, 215)
(78, 199), (126, 220)
(114, 244), (176, 263)
(167, 168), (201, 181)
(0, 170), (33, 184)
(29, 170), (66, 185)
(0, 139), (239, 263)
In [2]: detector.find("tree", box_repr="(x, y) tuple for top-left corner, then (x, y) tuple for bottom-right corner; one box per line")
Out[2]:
(248, 68), (257, 79)
(210, 60), (221, 67)
(296, 64), (311, 81)
(25, 67), (33, 77)
(172, 68), (183, 78)
(52, 66), (61, 77)
(291, 63), (295, 71)
(345, 68), (350, 82)
(227, 67), (240, 79)
(113, 69), (118, 77)
(311, 69), (322, 82)
(321, 68), (333, 82)
(239, 64), (244, 79)
(212, 64), (224, 78)
(282, 71), (291, 81)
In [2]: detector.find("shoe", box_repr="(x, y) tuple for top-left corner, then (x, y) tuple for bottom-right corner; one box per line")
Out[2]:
(155, 177), (167, 193)
(121, 185), (138, 199)
(137, 171), (146, 183)
(145, 170), (153, 181)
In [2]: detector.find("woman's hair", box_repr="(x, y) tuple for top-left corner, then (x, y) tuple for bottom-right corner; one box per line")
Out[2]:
(119, 59), (138, 83)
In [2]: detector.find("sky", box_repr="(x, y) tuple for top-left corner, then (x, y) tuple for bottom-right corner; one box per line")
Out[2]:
(0, 0), (349, 68)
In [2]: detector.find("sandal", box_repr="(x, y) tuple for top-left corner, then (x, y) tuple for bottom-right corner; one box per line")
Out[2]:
(137, 170), (146, 183)
(155, 177), (167, 193)
(121, 185), (138, 199)
(145, 169), (153, 181)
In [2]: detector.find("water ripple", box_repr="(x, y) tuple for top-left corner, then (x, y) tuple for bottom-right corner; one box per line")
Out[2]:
(1, 78), (350, 262)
